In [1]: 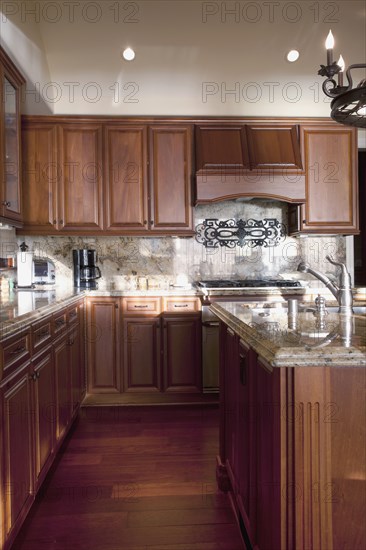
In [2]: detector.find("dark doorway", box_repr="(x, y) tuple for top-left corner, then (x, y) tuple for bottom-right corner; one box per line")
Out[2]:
(354, 150), (366, 286)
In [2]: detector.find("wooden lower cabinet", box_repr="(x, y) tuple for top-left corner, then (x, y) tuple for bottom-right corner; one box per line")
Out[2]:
(0, 299), (86, 549)
(218, 321), (366, 550)
(69, 302), (86, 412)
(53, 333), (72, 441)
(87, 297), (202, 397)
(86, 297), (121, 393)
(162, 314), (202, 392)
(220, 328), (261, 546)
(32, 348), (56, 489)
(123, 317), (161, 392)
(0, 362), (33, 547)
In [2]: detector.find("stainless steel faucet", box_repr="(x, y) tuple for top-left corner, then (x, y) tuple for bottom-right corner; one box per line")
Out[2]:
(297, 255), (353, 314)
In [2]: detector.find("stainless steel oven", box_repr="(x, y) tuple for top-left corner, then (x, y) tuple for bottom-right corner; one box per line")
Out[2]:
(197, 279), (303, 393)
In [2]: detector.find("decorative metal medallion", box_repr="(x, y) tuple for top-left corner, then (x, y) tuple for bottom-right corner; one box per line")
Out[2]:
(195, 218), (286, 249)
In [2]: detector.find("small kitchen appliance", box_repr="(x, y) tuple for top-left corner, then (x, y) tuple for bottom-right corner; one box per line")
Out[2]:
(16, 242), (33, 288)
(73, 249), (101, 289)
(16, 243), (56, 288)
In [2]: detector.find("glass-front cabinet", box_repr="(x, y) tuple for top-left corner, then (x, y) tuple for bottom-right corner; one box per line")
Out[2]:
(0, 47), (25, 225)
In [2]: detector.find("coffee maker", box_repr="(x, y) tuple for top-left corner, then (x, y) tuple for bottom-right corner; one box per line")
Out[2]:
(73, 249), (101, 289)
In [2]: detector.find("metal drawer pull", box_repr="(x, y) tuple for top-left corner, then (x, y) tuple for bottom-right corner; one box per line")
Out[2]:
(173, 304), (189, 308)
(55, 318), (66, 326)
(11, 345), (26, 354)
(39, 329), (49, 337)
(134, 304), (149, 308)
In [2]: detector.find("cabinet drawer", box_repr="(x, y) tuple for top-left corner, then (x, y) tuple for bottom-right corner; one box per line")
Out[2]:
(122, 297), (161, 315)
(32, 317), (52, 354)
(1, 332), (31, 373)
(162, 297), (201, 313)
(53, 309), (68, 336)
(68, 304), (79, 325)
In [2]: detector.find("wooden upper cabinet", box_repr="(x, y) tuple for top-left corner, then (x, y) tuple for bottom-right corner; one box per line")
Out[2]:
(246, 124), (302, 170)
(0, 47), (25, 226)
(195, 123), (302, 172)
(104, 125), (148, 231)
(21, 121), (103, 234)
(22, 123), (58, 232)
(149, 125), (193, 232)
(289, 125), (359, 235)
(19, 116), (358, 236)
(195, 125), (250, 172)
(20, 119), (194, 235)
(58, 124), (103, 231)
(195, 123), (305, 204)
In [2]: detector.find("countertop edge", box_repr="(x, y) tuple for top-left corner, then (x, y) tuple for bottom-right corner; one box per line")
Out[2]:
(210, 303), (366, 368)
(0, 291), (87, 340)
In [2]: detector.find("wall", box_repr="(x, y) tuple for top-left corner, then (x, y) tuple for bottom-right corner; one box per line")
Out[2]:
(0, 201), (345, 291)
(0, 1), (53, 114)
(1, 1), (365, 122)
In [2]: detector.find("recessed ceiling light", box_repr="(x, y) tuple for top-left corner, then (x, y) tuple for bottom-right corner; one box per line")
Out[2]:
(122, 47), (135, 61)
(286, 50), (300, 63)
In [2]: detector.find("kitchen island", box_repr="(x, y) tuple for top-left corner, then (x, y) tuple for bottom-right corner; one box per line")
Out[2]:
(211, 301), (366, 550)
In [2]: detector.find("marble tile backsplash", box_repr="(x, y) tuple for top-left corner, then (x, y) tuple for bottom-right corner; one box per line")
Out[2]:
(1, 200), (347, 290)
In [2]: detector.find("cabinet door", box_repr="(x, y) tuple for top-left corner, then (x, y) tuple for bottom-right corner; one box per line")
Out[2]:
(58, 124), (103, 231)
(254, 359), (281, 550)
(32, 349), (56, 488)
(86, 298), (121, 393)
(1, 367), (33, 541)
(237, 340), (257, 543)
(123, 317), (161, 392)
(69, 325), (84, 413)
(222, 326), (239, 488)
(149, 126), (193, 232)
(195, 124), (250, 173)
(21, 123), (58, 233)
(162, 314), (202, 392)
(0, 47), (25, 224)
(104, 125), (148, 231)
(246, 124), (302, 170)
(300, 126), (359, 234)
(54, 335), (72, 440)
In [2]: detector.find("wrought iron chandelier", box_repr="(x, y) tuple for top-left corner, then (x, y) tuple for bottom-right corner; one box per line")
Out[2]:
(318, 30), (366, 128)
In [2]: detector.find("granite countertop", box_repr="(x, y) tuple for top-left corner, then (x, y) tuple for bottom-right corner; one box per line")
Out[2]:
(0, 287), (201, 339)
(88, 288), (200, 297)
(1, 285), (365, 348)
(210, 301), (366, 368)
(0, 288), (86, 339)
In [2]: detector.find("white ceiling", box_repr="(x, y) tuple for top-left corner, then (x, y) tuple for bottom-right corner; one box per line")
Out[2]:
(1, 0), (365, 121)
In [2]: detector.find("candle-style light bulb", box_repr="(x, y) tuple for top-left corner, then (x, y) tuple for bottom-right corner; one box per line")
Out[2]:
(325, 30), (335, 49)
(325, 30), (334, 65)
(337, 55), (345, 71)
(337, 55), (345, 86)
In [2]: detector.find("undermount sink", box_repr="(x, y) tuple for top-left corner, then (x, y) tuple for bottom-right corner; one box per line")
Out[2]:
(299, 305), (366, 316)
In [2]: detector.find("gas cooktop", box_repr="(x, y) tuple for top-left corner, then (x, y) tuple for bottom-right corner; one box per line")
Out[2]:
(197, 279), (302, 289)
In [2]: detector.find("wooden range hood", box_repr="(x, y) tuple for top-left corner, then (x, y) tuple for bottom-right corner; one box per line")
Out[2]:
(195, 123), (306, 204)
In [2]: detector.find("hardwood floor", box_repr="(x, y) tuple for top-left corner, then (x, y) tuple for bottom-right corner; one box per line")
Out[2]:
(12, 406), (244, 550)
